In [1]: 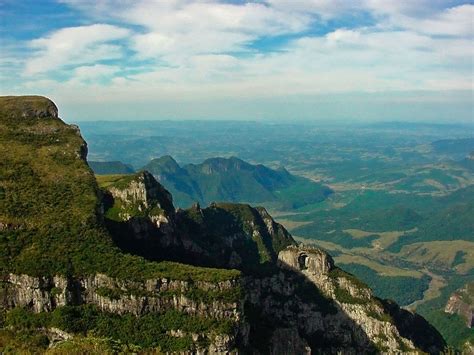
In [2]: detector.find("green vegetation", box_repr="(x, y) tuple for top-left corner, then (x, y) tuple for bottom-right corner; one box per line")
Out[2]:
(95, 173), (132, 188)
(333, 287), (365, 304)
(79, 118), (474, 352)
(3, 305), (236, 352)
(0, 96), (239, 283)
(143, 155), (332, 209)
(417, 309), (473, 349)
(339, 263), (431, 306)
(329, 267), (370, 291)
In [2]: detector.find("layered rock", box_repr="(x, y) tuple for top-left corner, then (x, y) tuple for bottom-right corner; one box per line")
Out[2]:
(3, 273), (240, 320)
(241, 246), (439, 353)
(2, 273), (243, 352)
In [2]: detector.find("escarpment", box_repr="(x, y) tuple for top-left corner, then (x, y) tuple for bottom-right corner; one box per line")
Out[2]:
(0, 96), (446, 353)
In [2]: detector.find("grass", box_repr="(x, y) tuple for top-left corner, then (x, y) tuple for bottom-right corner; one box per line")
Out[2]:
(405, 271), (447, 310)
(0, 96), (240, 283)
(3, 305), (237, 352)
(333, 254), (423, 278)
(397, 241), (474, 274)
(275, 218), (312, 231)
(95, 174), (132, 188)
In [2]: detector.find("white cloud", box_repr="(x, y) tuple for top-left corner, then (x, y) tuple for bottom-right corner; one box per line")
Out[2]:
(24, 24), (129, 75)
(365, 1), (474, 37)
(68, 64), (121, 84)
(6, 0), (471, 120)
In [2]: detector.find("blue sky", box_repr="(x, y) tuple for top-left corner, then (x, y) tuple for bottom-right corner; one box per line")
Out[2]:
(0, 0), (472, 122)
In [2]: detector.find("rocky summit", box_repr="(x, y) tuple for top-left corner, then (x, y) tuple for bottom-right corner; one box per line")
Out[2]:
(0, 96), (446, 353)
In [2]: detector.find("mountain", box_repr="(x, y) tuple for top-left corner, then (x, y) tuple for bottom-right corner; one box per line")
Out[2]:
(0, 96), (446, 353)
(88, 160), (135, 174)
(143, 155), (333, 209)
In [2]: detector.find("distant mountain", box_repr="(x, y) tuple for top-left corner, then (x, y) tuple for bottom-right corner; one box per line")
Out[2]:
(89, 160), (135, 174)
(143, 155), (333, 208)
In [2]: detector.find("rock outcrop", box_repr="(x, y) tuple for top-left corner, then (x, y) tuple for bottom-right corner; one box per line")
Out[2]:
(445, 282), (473, 328)
(240, 245), (445, 354)
(3, 273), (240, 320)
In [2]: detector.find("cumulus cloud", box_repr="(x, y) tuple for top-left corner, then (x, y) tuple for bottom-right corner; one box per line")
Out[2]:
(5, 0), (472, 121)
(24, 24), (129, 75)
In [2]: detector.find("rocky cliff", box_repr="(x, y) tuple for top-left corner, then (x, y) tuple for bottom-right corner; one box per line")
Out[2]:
(0, 96), (446, 354)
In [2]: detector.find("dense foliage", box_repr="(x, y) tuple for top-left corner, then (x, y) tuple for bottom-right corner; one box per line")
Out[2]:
(3, 306), (235, 352)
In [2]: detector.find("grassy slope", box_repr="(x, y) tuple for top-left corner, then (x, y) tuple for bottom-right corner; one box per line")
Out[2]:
(0, 95), (242, 352)
(0, 96), (239, 282)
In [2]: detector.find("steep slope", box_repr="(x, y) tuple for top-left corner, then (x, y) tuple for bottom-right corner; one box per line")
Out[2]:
(143, 155), (333, 209)
(0, 96), (446, 353)
(98, 172), (296, 272)
(0, 96), (242, 353)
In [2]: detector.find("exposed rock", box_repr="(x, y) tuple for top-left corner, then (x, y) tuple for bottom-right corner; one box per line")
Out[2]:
(445, 282), (474, 328)
(3, 273), (240, 320)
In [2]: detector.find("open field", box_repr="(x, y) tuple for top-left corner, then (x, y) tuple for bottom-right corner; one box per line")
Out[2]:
(397, 241), (474, 274)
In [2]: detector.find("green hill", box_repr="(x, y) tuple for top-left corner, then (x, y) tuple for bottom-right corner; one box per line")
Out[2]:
(143, 155), (332, 209)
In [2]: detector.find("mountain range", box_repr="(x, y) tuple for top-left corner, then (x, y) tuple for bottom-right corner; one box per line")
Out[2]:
(90, 155), (333, 209)
(0, 96), (447, 353)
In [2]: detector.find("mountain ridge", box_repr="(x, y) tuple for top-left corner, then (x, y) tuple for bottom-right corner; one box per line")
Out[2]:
(0, 96), (446, 353)
(142, 155), (332, 209)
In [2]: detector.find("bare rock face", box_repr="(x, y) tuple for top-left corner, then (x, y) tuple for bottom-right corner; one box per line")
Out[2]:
(240, 245), (444, 354)
(2, 272), (243, 353)
(3, 273), (240, 320)
(106, 171), (177, 244)
(445, 282), (474, 328)
(278, 245), (334, 275)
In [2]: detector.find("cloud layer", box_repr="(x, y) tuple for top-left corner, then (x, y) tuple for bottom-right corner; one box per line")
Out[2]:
(1, 0), (473, 121)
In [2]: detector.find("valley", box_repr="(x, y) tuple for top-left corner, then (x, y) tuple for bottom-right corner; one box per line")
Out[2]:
(82, 119), (474, 349)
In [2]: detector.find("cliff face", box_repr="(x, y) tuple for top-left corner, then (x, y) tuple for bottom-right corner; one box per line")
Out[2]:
(2, 273), (242, 353)
(101, 172), (296, 270)
(445, 282), (473, 328)
(0, 96), (446, 354)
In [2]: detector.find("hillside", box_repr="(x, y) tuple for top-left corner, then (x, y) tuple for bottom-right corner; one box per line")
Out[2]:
(143, 155), (333, 209)
(0, 96), (446, 353)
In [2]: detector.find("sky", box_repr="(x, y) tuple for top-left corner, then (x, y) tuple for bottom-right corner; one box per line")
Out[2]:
(0, 0), (473, 122)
